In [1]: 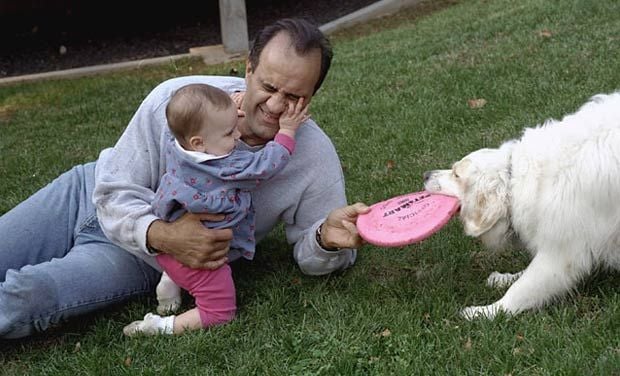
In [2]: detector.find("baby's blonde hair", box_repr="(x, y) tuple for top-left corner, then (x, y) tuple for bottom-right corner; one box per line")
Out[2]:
(166, 84), (234, 146)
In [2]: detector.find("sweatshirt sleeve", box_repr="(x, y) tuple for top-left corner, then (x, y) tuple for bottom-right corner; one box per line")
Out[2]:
(293, 219), (357, 276)
(283, 126), (357, 276)
(93, 83), (169, 257)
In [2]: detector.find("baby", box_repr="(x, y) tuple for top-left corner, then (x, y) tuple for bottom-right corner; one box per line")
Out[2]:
(123, 83), (308, 335)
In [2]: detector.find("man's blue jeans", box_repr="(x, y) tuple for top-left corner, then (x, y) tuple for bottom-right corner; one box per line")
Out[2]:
(0, 162), (161, 339)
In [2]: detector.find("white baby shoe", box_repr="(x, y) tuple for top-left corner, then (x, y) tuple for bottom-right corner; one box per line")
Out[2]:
(123, 313), (175, 336)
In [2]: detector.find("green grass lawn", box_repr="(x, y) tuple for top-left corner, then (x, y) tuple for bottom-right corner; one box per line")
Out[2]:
(1, 0), (620, 374)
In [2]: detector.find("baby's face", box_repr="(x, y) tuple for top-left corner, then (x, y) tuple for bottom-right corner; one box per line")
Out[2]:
(197, 104), (240, 156)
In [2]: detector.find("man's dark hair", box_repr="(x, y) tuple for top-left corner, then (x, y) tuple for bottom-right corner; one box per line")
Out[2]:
(248, 18), (333, 95)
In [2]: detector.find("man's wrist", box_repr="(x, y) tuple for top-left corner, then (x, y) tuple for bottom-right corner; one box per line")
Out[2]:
(146, 220), (164, 255)
(316, 223), (341, 252)
(146, 243), (161, 255)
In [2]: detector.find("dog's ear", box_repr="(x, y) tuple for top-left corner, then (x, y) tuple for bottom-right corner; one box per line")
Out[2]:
(460, 172), (509, 237)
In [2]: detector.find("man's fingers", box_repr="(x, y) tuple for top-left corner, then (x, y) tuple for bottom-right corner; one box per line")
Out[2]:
(343, 202), (370, 219)
(185, 213), (233, 241)
(352, 202), (371, 213)
(194, 212), (226, 223)
(202, 258), (228, 270)
(182, 248), (229, 269)
(343, 220), (367, 248)
(342, 219), (359, 234)
(206, 243), (230, 259)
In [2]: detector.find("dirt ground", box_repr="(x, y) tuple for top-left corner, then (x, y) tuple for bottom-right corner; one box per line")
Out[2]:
(0, 0), (376, 78)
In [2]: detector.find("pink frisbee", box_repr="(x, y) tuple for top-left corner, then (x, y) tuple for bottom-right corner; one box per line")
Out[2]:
(356, 191), (460, 247)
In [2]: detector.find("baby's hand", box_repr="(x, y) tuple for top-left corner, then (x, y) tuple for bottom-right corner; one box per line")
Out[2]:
(279, 97), (310, 137)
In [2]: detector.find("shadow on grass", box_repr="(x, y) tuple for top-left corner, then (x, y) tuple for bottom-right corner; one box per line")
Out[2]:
(0, 227), (300, 359)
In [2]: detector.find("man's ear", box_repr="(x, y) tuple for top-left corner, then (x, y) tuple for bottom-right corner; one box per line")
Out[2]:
(188, 136), (206, 153)
(245, 59), (253, 77)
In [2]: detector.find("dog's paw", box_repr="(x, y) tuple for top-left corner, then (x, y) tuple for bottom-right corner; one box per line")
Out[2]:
(156, 296), (182, 315)
(460, 303), (501, 320)
(486, 271), (523, 289)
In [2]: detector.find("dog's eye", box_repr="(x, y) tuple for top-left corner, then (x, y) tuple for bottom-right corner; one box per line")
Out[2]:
(452, 171), (460, 178)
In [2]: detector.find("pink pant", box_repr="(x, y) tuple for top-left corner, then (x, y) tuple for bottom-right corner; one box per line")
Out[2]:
(156, 254), (236, 327)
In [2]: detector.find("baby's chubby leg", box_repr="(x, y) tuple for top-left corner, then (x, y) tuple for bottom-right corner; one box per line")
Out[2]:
(158, 254), (236, 327)
(173, 309), (203, 333)
(124, 255), (236, 336)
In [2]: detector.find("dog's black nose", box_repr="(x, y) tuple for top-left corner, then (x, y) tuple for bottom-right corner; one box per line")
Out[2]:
(423, 171), (432, 182)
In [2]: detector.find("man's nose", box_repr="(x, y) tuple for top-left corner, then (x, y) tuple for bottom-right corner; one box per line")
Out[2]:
(265, 93), (287, 114)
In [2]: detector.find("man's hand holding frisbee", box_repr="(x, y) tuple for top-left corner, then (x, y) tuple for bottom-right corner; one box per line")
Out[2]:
(319, 203), (371, 250)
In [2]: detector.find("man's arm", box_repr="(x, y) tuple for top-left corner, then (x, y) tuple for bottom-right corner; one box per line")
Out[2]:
(93, 87), (167, 262)
(275, 123), (369, 275)
(146, 215), (232, 269)
(93, 76), (245, 269)
(292, 199), (369, 276)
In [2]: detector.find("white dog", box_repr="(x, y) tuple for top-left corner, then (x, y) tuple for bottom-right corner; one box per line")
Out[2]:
(424, 91), (620, 319)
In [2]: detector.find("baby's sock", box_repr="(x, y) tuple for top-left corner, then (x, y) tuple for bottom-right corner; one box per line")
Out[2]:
(123, 313), (175, 336)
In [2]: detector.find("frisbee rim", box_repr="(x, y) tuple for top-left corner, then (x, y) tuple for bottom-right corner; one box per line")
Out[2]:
(357, 191), (459, 247)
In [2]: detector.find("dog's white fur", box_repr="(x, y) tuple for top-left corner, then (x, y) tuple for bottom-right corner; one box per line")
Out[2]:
(424, 91), (620, 319)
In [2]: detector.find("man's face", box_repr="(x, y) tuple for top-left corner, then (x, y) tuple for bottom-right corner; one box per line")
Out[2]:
(241, 33), (322, 146)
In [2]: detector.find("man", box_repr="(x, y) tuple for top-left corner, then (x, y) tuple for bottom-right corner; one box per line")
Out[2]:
(0, 18), (369, 339)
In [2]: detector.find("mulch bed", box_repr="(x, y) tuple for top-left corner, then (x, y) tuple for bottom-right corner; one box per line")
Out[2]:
(0, 0), (376, 78)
